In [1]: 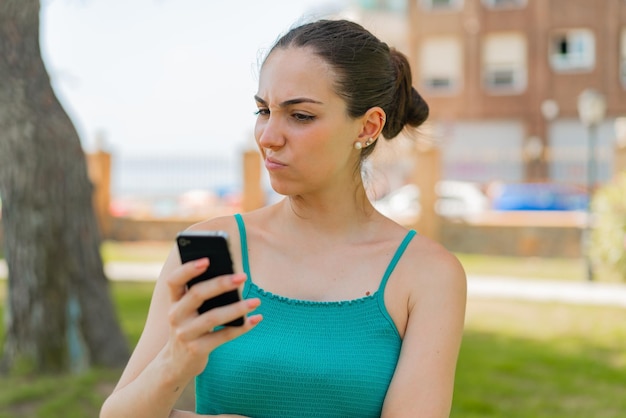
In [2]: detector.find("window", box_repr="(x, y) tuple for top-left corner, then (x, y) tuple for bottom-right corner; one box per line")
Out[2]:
(621, 28), (626, 88)
(481, 0), (527, 9)
(485, 67), (518, 88)
(420, 37), (463, 93)
(550, 29), (595, 72)
(420, 0), (464, 11)
(482, 33), (527, 93)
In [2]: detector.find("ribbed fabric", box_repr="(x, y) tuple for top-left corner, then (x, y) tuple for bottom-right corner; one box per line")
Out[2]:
(195, 214), (417, 417)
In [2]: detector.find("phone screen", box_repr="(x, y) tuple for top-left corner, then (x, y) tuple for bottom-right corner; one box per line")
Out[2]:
(176, 231), (244, 326)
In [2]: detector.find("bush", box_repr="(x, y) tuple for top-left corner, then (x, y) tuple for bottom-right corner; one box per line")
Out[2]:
(590, 172), (626, 281)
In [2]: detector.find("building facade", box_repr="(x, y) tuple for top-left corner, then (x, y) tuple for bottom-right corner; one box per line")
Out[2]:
(351, 0), (626, 187)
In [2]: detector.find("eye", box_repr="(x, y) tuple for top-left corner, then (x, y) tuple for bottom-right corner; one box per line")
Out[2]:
(292, 113), (315, 122)
(254, 108), (270, 117)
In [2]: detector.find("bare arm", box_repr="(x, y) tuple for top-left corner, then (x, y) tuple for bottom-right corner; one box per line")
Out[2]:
(100, 247), (262, 418)
(382, 247), (467, 418)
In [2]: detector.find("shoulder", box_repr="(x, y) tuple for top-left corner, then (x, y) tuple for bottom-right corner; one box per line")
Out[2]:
(184, 205), (277, 235)
(184, 214), (241, 238)
(180, 211), (274, 273)
(400, 232), (467, 307)
(409, 233), (465, 279)
(186, 213), (239, 231)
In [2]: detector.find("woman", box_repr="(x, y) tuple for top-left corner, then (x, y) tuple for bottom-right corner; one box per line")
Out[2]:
(101, 19), (466, 418)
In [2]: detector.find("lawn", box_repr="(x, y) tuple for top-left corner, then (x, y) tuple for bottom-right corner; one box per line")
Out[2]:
(0, 279), (624, 417)
(454, 298), (626, 417)
(2, 239), (619, 283)
(455, 253), (587, 281)
(100, 240), (624, 282)
(0, 242), (625, 416)
(100, 240), (172, 264)
(456, 253), (625, 283)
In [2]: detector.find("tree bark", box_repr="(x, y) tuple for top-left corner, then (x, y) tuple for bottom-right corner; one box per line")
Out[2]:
(0, 0), (129, 373)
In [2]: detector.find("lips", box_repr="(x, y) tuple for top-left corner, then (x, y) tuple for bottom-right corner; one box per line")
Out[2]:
(265, 156), (287, 170)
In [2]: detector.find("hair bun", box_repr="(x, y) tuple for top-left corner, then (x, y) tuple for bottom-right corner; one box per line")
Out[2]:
(382, 49), (429, 139)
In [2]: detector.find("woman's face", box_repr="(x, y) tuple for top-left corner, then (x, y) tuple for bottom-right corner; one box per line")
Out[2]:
(254, 46), (363, 197)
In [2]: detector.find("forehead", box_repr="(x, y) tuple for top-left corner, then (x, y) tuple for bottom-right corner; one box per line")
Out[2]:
(257, 47), (339, 103)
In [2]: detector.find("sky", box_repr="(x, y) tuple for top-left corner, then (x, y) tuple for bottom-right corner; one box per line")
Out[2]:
(40, 0), (343, 158)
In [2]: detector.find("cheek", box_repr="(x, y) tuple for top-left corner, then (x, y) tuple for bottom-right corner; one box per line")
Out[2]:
(320, 126), (354, 157)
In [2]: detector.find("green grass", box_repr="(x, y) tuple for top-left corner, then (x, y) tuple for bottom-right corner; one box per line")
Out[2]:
(1, 240), (621, 283)
(108, 281), (156, 347)
(1, 241), (625, 416)
(0, 280), (156, 417)
(0, 240), (169, 264)
(0, 279), (624, 417)
(455, 252), (584, 280)
(453, 299), (626, 417)
(100, 240), (172, 264)
(0, 368), (121, 418)
(455, 252), (626, 282)
(99, 241), (626, 283)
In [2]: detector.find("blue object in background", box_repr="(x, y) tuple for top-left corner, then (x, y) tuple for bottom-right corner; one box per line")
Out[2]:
(492, 183), (589, 211)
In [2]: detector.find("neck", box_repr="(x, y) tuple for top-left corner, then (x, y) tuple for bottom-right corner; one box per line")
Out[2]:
(278, 183), (379, 239)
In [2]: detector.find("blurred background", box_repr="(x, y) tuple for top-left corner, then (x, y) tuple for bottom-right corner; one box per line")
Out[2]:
(31, 0), (626, 266)
(1, 0), (626, 417)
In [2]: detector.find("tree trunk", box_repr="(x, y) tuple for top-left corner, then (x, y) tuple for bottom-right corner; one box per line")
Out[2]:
(0, 0), (129, 373)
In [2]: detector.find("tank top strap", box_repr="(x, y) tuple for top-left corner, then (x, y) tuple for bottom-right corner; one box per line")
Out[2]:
(377, 230), (417, 294)
(234, 214), (252, 296)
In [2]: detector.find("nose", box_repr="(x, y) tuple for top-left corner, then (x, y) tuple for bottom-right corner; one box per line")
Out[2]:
(255, 114), (285, 150)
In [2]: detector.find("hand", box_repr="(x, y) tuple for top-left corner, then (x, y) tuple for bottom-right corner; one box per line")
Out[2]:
(163, 257), (262, 380)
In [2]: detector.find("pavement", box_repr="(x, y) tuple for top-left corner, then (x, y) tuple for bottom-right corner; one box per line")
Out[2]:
(466, 274), (626, 308)
(1, 259), (626, 308)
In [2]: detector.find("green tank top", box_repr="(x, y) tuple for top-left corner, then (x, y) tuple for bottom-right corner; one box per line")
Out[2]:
(195, 214), (417, 417)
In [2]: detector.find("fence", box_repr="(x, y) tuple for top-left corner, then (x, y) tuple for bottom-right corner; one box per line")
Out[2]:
(87, 149), (264, 239)
(85, 144), (626, 257)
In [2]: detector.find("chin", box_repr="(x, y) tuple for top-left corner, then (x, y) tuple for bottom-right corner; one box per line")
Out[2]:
(269, 181), (308, 198)
(268, 180), (292, 197)
(268, 174), (321, 198)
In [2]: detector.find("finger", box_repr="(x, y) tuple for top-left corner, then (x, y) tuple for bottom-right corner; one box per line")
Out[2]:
(166, 257), (209, 303)
(199, 297), (261, 333)
(174, 297), (260, 341)
(197, 313), (264, 352)
(168, 273), (247, 326)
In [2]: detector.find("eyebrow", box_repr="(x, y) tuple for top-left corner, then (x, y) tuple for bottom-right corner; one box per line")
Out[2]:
(254, 95), (324, 107)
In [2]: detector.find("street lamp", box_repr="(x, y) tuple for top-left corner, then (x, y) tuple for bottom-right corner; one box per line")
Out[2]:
(577, 89), (607, 281)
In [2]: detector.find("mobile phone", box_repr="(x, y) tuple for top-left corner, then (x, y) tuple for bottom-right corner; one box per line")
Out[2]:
(176, 230), (244, 326)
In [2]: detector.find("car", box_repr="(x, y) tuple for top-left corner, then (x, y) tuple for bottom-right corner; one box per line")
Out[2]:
(435, 180), (489, 218)
(373, 180), (490, 223)
(490, 183), (588, 211)
(373, 184), (421, 224)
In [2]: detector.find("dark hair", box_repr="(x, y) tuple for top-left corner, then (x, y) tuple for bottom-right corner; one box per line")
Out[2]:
(264, 19), (429, 158)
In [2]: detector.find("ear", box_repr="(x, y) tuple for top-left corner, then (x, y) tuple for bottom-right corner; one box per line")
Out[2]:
(357, 107), (386, 144)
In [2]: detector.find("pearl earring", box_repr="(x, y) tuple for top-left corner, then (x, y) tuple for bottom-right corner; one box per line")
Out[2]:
(354, 142), (363, 150)
(364, 138), (373, 147)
